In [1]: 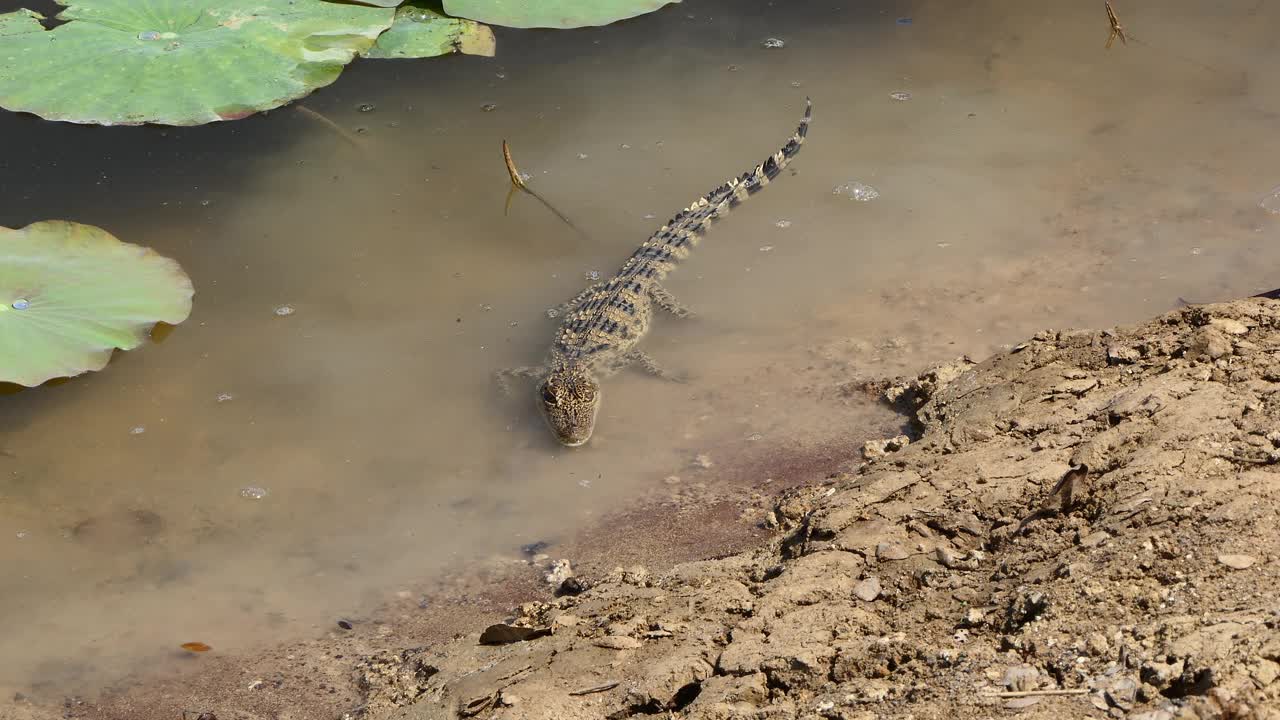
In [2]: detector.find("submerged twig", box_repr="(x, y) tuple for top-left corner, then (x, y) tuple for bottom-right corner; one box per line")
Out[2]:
(1101, 1), (1229, 75)
(500, 139), (589, 239)
(502, 139), (527, 189)
(1105, 1), (1128, 48)
(295, 105), (364, 149)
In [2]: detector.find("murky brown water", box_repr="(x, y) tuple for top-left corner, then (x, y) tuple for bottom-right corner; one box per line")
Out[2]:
(2, 0), (1278, 704)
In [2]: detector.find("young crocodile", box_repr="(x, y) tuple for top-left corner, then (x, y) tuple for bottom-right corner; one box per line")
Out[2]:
(500, 98), (812, 447)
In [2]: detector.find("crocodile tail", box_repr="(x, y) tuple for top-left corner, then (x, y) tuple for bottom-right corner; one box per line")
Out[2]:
(621, 98), (811, 277)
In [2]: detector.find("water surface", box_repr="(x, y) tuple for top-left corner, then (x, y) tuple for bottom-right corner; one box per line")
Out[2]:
(1, 0), (1278, 701)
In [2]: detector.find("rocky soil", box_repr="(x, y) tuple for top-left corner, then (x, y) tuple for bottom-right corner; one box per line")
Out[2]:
(353, 297), (1280, 720)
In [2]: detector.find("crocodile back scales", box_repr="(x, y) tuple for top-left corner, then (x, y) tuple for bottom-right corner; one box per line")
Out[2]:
(551, 97), (812, 367)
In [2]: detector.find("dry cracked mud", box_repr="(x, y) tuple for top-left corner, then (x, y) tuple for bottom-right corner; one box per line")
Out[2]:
(351, 297), (1280, 720)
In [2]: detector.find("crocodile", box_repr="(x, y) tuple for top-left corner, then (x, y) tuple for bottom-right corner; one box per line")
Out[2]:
(499, 98), (812, 447)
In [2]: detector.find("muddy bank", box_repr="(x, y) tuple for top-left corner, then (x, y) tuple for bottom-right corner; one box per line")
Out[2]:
(350, 297), (1280, 720)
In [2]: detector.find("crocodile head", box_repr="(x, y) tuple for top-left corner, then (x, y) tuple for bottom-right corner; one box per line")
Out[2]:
(537, 364), (600, 447)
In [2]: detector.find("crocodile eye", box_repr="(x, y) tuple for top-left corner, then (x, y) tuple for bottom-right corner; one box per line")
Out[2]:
(541, 385), (558, 404)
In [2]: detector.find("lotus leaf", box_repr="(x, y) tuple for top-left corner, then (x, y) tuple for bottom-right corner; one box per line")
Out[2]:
(0, 221), (194, 387)
(362, 3), (495, 59)
(0, 1), (395, 126)
(443, 0), (679, 29)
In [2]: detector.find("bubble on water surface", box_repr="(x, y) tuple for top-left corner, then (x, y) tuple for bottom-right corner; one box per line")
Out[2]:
(216, 393), (234, 403)
(273, 304), (294, 316)
(761, 38), (785, 49)
(11, 298), (29, 310)
(240, 486), (268, 500)
(138, 31), (160, 40)
(890, 91), (912, 101)
(129, 426), (146, 435)
(1259, 186), (1280, 214)
(833, 181), (880, 202)
(775, 219), (792, 229)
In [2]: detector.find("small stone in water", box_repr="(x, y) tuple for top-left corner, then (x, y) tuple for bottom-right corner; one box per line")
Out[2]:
(11, 298), (29, 310)
(481, 103), (497, 112)
(240, 486), (268, 500)
(775, 219), (792, 229)
(833, 181), (881, 202)
(356, 103), (375, 112)
(273, 304), (295, 316)
(761, 37), (785, 49)
(890, 91), (912, 101)
(546, 308), (561, 319)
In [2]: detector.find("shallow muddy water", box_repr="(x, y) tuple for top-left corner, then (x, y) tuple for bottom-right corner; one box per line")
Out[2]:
(2, 0), (1279, 703)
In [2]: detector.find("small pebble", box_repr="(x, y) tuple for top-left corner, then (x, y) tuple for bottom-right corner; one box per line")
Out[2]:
(337, 619), (353, 630)
(1217, 554), (1256, 570)
(853, 577), (882, 601)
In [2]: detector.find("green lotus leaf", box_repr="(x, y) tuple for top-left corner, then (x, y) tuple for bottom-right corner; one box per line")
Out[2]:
(0, 1), (396, 126)
(348, 0), (402, 6)
(362, 2), (495, 59)
(442, 0), (679, 29)
(0, 8), (43, 37)
(0, 221), (194, 387)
